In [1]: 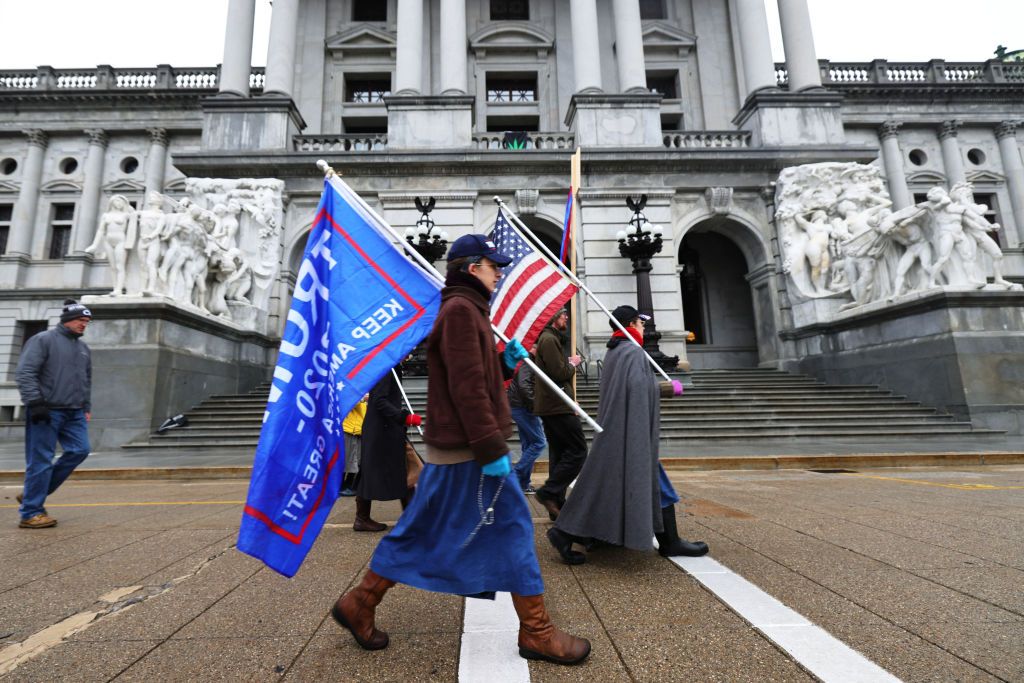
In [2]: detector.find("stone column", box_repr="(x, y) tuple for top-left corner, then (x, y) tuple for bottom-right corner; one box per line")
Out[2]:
(611, 0), (647, 93)
(995, 121), (1024, 243)
(143, 128), (169, 199)
(878, 121), (912, 210)
(73, 129), (109, 254)
(570, 0), (603, 93)
(938, 120), (966, 185)
(394, 0), (424, 94)
(263, 0), (300, 97)
(735, 0), (777, 95)
(7, 130), (48, 258)
(777, 0), (822, 91)
(218, 0), (256, 97)
(439, 0), (468, 94)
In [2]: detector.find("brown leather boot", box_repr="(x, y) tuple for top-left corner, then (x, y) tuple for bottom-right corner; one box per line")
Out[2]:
(353, 497), (387, 532)
(331, 569), (396, 650)
(510, 593), (591, 665)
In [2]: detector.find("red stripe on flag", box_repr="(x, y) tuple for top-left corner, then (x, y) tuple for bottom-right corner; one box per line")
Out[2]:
(521, 282), (577, 350)
(501, 270), (566, 338)
(491, 257), (548, 323)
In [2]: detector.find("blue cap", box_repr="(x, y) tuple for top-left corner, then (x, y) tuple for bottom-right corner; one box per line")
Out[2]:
(447, 233), (513, 266)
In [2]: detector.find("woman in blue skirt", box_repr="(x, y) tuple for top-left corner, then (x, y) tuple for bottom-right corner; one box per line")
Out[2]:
(332, 234), (590, 666)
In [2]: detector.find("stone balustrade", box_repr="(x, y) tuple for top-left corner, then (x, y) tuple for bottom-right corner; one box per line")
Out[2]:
(662, 131), (752, 149)
(471, 132), (577, 150)
(0, 65), (265, 91)
(293, 134), (389, 152)
(775, 59), (1024, 86)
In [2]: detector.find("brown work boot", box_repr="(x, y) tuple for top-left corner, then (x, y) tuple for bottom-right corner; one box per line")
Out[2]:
(331, 569), (396, 650)
(19, 514), (57, 529)
(510, 593), (591, 665)
(353, 497), (387, 532)
(534, 489), (561, 521)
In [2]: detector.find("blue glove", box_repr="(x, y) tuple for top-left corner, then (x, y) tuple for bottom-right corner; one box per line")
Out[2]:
(502, 339), (530, 369)
(481, 454), (512, 477)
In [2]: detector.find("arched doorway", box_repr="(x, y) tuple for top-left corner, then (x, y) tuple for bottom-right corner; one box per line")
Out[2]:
(680, 218), (774, 368)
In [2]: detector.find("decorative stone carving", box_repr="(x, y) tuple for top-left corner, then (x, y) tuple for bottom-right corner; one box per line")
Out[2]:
(774, 162), (1021, 314)
(515, 189), (539, 215)
(705, 187), (733, 215)
(937, 119), (962, 140)
(87, 177), (285, 332)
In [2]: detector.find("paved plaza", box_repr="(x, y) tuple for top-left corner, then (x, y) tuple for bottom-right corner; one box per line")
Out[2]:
(0, 465), (1021, 682)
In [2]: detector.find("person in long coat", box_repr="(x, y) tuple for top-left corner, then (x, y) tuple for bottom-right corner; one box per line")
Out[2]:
(331, 234), (590, 666)
(353, 366), (419, 531)
(545, 305), (709, 564)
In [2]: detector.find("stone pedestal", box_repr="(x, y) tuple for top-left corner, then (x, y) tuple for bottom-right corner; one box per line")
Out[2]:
(733, 90), (845, 146)
(385, 95), (474, 150)
(81, 298), (278, 449)
(201, 96), (306, 151)
(781, 290), (1024, 434)
(566, 93), (663, 148)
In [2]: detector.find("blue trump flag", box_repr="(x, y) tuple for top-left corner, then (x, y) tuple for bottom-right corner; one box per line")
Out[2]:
(237, 177), (442, 577)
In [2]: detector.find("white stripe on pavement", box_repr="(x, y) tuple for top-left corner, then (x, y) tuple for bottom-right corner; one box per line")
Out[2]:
(459, 592), (529, 683)
(670, 555), (902, 683)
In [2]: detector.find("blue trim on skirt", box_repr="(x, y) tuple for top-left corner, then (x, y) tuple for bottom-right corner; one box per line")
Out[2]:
(370, 460), (544, 599)
(659, 463), (680, 507)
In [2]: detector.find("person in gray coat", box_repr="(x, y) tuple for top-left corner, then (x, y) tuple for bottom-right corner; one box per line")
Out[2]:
(545, 305), (708, 564)
(14, 299), (93, 529)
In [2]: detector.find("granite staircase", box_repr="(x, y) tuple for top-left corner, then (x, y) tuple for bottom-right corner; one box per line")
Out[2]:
(123, 369), (1006, 455)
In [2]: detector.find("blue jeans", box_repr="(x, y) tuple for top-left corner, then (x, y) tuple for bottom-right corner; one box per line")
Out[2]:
(21, 408), (90, 519)
(511, 406), (546, 490)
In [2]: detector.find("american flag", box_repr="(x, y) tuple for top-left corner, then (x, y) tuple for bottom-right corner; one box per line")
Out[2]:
(489, 210), (578, 350)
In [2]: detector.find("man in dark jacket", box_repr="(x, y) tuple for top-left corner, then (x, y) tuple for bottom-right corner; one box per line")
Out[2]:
(14, 299), (93, 529)
(331, 234), (590, 666)
(508, 356), (546, 493)
(532, 308), (585, 520)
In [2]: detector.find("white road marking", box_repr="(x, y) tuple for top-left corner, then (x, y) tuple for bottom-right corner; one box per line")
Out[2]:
(671, 555), (902, 683)
(459, 592), (529, 683)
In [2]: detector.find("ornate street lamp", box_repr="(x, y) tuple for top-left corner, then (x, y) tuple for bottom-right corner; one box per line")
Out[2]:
(617, 195), (679, 372)
(402, 197), (448, 376)
(404, 197), (449, 263)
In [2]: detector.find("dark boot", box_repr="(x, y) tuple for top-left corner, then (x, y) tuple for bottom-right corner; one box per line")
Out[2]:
(534, 488), (561, 521)
(400, 487), (414, 511)
(510, 593), (591, 665)
(331, 569), (396, 650)
(546, 527), (585, 565)
(655, 504), (708, 557)
(353, 497), (387, 532)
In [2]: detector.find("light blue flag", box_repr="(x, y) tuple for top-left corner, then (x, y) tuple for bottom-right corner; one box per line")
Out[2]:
(237, 178), (442, 577)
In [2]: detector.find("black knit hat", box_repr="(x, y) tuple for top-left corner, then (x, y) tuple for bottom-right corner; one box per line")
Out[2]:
(60, 299), (92, 324)
(609, 304), (650, 330)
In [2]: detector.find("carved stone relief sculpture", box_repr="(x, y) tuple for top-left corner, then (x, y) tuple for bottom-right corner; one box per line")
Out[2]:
(775, 162), (1021, 315)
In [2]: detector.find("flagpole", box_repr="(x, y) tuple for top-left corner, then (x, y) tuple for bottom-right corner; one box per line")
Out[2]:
(316, 161), (603, 434)
(493, 196), (674, 384)
(569, 148), (581, 397)
(392, 369), (424, 437)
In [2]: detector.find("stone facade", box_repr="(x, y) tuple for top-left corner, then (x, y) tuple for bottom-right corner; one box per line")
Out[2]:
(1, 0), (1023, 442)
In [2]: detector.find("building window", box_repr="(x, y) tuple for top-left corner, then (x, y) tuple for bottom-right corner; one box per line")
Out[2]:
(647, 72), (678, 99)
(59, 157), (78, 174)
(972, 193), (1004, 248)
(639, 0), (666, 20)
(0, 204), (11, 255)
(345, 74), (391, 103)
(120, 156), (139, 174)
(490, 0), (529, 20)
(486, 74), (537, 102)
(352, 0), (387, 21)
(48, 203), (74, 259)
(0, 158), (16, 175)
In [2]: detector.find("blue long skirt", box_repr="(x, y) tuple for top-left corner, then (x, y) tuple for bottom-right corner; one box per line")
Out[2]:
(370, 460), (544, 599)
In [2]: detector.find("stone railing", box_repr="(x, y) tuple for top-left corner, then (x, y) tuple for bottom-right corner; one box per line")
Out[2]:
(293, 134), (389, 152)
(775, 59), (1024, 86)
(0, 65), (265, 92)
(663, 131), (752, 148)
(472, 132), (576, 150)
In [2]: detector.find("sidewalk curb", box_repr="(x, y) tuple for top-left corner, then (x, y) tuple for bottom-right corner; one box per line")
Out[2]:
(0, 451), (1020, 481)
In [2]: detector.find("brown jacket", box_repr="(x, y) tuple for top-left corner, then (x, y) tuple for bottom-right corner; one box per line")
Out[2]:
(422, 285), (513, 465)
(532, 325), (577, 416)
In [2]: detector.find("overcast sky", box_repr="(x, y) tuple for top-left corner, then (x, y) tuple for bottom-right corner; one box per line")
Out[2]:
(0, 0), (1018, 69)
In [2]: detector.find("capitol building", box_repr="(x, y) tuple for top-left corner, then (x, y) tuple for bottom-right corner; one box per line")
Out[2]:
(1, 0), (1022, 447)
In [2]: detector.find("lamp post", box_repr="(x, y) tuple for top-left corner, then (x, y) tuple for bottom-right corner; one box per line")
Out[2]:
(402, 197), (448, 375)
(617, 195), (679, 372)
